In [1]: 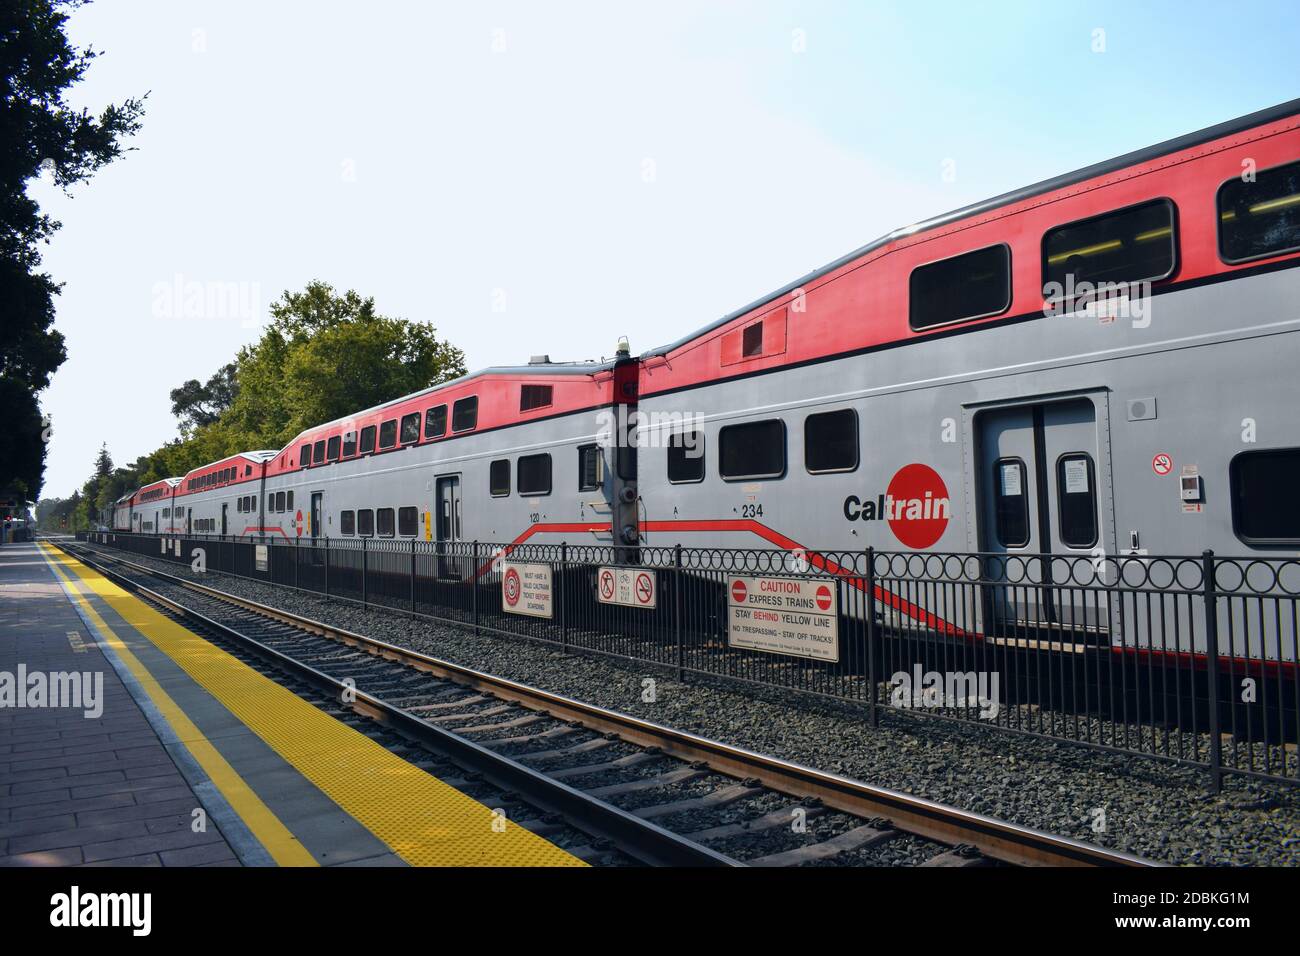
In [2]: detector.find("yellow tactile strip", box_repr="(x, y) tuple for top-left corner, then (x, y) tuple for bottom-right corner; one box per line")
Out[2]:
(43, 544), (583, 867)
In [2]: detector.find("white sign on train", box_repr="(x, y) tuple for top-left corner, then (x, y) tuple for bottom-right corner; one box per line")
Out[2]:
(597, 567), (657, 608)
(727, 575), (839, 662)
(502, 561), (553, 619)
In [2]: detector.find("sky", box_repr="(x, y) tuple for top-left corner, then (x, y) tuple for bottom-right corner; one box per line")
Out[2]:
(29, 0), (1300, 498)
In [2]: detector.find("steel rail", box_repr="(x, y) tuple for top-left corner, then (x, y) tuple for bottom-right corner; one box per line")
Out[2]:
(63, 542), (1157, 868)
(60, 543), (738, 868)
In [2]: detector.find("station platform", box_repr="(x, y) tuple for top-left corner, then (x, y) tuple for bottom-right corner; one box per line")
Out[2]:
(0, 541), (582, 867)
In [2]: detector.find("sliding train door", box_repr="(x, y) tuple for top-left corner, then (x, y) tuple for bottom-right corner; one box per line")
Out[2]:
(977, 397), (1109, 640)
(435, 475), (462, 579)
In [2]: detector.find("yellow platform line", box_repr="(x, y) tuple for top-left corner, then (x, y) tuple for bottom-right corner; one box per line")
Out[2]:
(44, 544), (583, 867)
(38, 544), (316, 866)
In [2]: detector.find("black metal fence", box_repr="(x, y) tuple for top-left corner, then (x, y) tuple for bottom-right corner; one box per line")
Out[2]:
(87, 531), (1299, 790)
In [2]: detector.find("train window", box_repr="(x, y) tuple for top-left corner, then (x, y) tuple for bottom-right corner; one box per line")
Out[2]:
(275, 491), (286, 513)
(377, 508), (395, 537)
(340, 511), (355, 536)
(286, 490), (293, 511)
(309, 440), (323, 464)
(910, 244), (1011, 331)
(578, 444), (602, 491)
(992, 458), (1030, 547)
(1230, 448), (1300, 546)
(379, 419), (397, 449)
(489, 459), (511, 497)
(326, 436), (341, 460)
(299, 445), (311, 466)
(245, 465), (252, 476)
(742, 322), (763, 357)
(360, 425), (376, 454)
(267, 494), (273, 512)
(520, 384), (553, 411)
(357, 509), (374, 536)
(1218, 160), (1300, 264)
(1055, 453), (1097, 548)
(719, 419), (786, 481)
(517, 453), (552, 496)
(452, 396), (478, 432)
(400, 413), (420, 444)
(668, 431), (705, 484)
(342, 431), (357, 457)
(398, 506), (418, 536)
(1043, 199), (1176, 298)
(804, 409), (859, 474)
(425, 405), (447, 439)
(163, 507), (171, 517)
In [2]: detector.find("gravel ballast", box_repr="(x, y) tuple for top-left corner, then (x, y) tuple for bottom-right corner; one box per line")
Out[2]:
(81, 543), (1300, 865)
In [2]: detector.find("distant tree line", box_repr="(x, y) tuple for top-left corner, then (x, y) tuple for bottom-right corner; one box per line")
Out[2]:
(42, 281), (467, 529)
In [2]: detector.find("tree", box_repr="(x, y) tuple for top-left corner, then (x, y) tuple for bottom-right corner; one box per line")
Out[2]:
(170, 362), (238, 432)
(0, 0), (146, 497)
(225, 281), (467, 446)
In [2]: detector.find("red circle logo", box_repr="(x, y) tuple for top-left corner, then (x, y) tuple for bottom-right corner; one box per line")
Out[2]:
(504, 568), (521, 606)
(815, 584), (832, 611)
(599, 570), (615, 600)
(1152, 453), (1173, 476)
(635, 573), (654, 604)
(885, 463), (951, 549)
(730, 579), (747, 604)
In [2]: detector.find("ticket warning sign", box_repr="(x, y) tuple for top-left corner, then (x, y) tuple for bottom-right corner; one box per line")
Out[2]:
(727, 575), (839, 662)
(502, 561), (553, 619)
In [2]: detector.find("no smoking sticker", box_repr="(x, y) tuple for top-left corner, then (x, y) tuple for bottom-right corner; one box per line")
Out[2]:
(597, 567), (657, 609)
(1152, 453), (1173, 476)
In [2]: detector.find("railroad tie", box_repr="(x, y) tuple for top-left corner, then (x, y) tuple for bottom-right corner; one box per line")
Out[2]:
(748, 824), (898, 867)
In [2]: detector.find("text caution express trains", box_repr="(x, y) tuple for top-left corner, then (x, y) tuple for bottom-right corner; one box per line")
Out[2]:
(113, 98), (1300, 663)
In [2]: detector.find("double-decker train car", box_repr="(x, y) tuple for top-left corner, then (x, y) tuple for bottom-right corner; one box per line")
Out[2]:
(258, 356), (640, 557)
(631, 97), (1300, 660)
(116, 479), (182, 534)
(175, 451), (278, 536)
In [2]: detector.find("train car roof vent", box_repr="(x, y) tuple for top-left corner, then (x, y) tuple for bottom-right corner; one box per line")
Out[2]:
(528, 354), (552, 365)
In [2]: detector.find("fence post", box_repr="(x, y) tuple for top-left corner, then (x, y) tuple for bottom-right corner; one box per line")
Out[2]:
(472, 541), (480, 634)
(362, 537), (368, 607)
(410, 539), (417, 618)
(1201, 549), (1223, 793)
(294, 536), (300, 591)
(323, 536), (330, 599)
(559, 542), (568, 654)
(865, 546), (878, 728)
(674, 543), (684, 682)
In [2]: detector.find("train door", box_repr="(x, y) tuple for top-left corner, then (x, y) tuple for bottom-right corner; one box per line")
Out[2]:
(976, 397), (1107, 640)
(435, 475), (461, 578)
(310, 492), (323, 542)
(186, 508), (192, 535)
(220, 503), (228, 536)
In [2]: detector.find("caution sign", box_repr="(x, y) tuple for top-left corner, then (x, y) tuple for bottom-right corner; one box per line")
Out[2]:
(597, 567), (657, 609)
(502, 561), (553, 619)
(727, 575), (839, 662)
(255, 544), (269, 572)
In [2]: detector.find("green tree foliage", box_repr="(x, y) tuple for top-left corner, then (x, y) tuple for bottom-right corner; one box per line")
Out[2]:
(0, 0), (146, 498)
(169, 362), (239, 433)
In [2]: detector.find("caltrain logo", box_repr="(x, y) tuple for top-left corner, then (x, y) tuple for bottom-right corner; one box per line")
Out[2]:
(842, 463), (950, 549)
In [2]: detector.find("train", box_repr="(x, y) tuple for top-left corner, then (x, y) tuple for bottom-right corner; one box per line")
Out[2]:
(109, 97), (1300, 662)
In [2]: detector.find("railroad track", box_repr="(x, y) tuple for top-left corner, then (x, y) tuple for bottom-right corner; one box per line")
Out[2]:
(61, 540), (1155, 868)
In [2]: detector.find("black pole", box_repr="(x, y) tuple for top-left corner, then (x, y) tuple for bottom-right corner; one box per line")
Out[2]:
(1201, 550), (1223, 793)
(866, 546), (878, 728)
